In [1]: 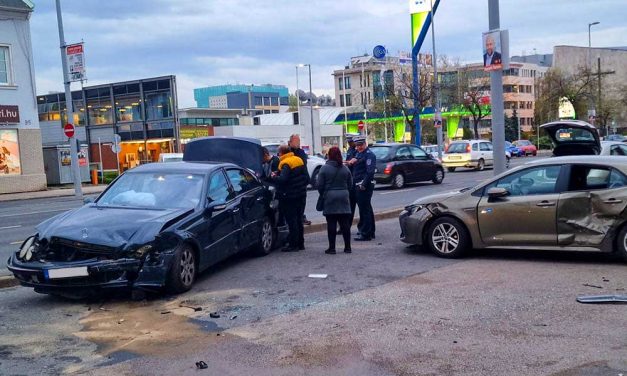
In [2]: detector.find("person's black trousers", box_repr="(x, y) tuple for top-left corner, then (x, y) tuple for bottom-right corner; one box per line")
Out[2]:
(282, 197), (305, 248)
(356, 184), (375, 238)
(326, 214), (351, 251)
(348, 186), (357, 225)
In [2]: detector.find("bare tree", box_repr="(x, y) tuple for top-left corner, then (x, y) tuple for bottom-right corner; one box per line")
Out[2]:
(534, 66), (596, 124)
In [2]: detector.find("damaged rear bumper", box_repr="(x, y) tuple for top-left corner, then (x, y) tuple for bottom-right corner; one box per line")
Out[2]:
(6, 251), (175, 295)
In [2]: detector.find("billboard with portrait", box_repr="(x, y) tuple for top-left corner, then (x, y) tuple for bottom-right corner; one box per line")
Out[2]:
(482, 30), (502, 71)
(0, 129), (21, 175)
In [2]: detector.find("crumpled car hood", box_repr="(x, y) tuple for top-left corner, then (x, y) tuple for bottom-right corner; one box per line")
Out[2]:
(410, 189), (465, 206)
(36, 205), (192, 249)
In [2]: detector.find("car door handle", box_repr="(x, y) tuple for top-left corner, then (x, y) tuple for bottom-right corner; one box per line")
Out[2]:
(231, 207), (240, 213)
(256, 197), (264, 201)
(536, 201), (556, 207)
(603, 198), (623, 204)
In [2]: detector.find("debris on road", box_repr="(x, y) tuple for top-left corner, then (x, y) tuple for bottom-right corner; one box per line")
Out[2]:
(582, 283), (603, 289)
(195, 361), (208, 369)
(118, 319), (125, 324)
(179, 303), (203, 312)
(308, 274), (328, 279)
(161, 311), (171, 315)
(209, 312), (220, 319)
(576, 295), (627, 304)
(230, 315), (238, 320)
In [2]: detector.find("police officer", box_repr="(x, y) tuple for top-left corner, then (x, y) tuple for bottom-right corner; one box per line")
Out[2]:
(344, 134), (358, 226)
(347, 136), (376, 241)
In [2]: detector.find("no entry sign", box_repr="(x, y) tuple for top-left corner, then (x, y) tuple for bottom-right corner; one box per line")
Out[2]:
(358, 120), (365, 130)
(64, 123), (75, 138)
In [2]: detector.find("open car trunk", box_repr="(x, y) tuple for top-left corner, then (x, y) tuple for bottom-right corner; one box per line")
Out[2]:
(183, 137), (264, 177)
(540, 120), (601, 156)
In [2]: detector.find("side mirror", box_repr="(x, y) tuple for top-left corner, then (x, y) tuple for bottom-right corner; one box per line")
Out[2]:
(83, 197), (95, 204)
(487, 187), (509, 199)
(204, 200), (227, 216)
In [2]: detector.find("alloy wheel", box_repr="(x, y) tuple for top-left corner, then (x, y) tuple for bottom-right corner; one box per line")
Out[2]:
(393, 174), (405, 189)
(179, 248), (195, 287)
(431, 223), (460, 254)
(433, 169), (444, 184)
(262, 220), (273, 252)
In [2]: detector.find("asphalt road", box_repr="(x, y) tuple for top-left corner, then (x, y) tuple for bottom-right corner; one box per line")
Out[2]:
(0, 218), (624, 375)
(0, 156), (539, 275)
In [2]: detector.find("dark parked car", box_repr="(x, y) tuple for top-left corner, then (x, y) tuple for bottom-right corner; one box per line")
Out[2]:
(372, 143), (444, 189)
(8, 138), (286, 298)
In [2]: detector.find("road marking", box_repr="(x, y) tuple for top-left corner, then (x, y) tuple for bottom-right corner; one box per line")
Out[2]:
(0, 225), (21, 230)
(379, 188), (417, 195)
(0, 208), (69, 218)
(10, 241), (22, 245)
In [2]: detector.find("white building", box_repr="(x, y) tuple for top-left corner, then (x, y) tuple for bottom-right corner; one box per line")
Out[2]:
(0, 0), (46, 194)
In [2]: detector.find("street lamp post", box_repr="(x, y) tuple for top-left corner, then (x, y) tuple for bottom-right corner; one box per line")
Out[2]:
(588, 21), (599, 124)
(295, 66), (301, 125)
(298, 64), (316, 155)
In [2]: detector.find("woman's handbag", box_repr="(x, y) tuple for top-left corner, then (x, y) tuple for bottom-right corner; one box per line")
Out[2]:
(316, 166), (341, 211)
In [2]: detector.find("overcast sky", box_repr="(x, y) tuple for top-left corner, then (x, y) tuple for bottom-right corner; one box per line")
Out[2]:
(30, 0), (626, 107)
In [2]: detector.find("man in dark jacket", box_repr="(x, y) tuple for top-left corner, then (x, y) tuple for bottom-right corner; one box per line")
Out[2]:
(347, 136), (376, 241)
(271, 144), (309, 252)
(261, 147), (279, 182)
(289, 134), (312, 226)
(344, 135), (358, 225)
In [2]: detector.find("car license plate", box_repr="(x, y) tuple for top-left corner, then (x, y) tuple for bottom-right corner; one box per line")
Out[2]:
(45, 267), (89, 280)
(449, 156), (461, 160)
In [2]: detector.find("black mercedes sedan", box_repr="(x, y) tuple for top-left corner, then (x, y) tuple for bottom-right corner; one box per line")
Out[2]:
(371, 143), (445, 189)
(7, 161), (280, 297)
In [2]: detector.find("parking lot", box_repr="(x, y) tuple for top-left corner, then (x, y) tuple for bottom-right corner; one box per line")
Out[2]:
(1, 216), (625, 375)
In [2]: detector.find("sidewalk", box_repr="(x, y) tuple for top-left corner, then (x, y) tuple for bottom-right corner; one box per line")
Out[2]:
(0, 185), (108, 202)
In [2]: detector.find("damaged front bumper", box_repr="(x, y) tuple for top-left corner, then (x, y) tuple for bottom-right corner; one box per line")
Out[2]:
(399, 206), (434, 245)
(6, 251), (176, 295)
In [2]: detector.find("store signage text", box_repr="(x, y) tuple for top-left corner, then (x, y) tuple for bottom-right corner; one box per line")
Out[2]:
(0, 105), (20, 123)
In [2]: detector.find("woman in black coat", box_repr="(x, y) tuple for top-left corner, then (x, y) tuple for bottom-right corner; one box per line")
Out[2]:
(317, 146), (353, 254)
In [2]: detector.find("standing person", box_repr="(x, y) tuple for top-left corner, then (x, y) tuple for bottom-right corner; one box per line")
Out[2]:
(271, 144), (309, 252)
(288, 134), (312, 226)
(261, 146), (279, 182)
(344, 135), (358, 227)
(317, 146), (353, 254)
(347, 136), (376, 241)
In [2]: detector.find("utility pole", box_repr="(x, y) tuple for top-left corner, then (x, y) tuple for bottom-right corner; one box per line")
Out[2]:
(55, 0), (82, 198)
(430, 0), (442, 159)
(295, 66), (301, 125)
(488, 0), (506, 175)
(587, 21), (599, 125)
(594, 56), (615, 136)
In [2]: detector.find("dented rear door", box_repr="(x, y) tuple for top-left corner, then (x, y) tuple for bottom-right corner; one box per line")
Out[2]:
(557, 166), (627, 246)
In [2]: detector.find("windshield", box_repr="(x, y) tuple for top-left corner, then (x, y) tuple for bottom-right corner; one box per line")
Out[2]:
(555, 127), (595, 142)
(514, 140), (530, 146)
(447, 143), (469, 153)
(97, 172), (204, 209)
(370, 146), (391, 160)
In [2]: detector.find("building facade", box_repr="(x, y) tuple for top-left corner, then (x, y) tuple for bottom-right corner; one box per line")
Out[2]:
(38, 76), (178, 173)
(193, 84), (289, 115)
(178, 107), (250, 144)
(0, 0), (46, 194)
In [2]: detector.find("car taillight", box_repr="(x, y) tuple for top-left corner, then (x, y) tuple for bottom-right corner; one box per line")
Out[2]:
(466, 144), (471, 153)
(383, 163), (393, 175)
(444, 145), (449, 153)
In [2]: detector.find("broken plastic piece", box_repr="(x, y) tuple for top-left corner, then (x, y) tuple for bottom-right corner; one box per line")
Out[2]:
(230, 315), (238, 320)
(576, 294), (627, 304)
(308, 274), (328, 279)
(195, 361), (208, 369)
(582, 283), (603, 289)
(209, 312), (220, 318)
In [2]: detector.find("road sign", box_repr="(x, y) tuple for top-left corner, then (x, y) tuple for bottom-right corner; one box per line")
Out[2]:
(373, 45), (386, 59)
(64, 123), (75, 138)
(66, 43), (86, 82)
(358, 120), (365, 130)
(111, 134), (121, 153)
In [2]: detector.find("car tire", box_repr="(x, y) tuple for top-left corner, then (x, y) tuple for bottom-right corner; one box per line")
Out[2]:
(392, 173), (405, 189)
(254, 216), (275, 256)
(532, 151), (537, 156)
(426, 217), (469, 258)
(475, 159), (485, 171)
(615, 225), (627, 262)
(447, 167), (456, 173)
(167, 244), (196, 294)
(432, 168), (444, 184)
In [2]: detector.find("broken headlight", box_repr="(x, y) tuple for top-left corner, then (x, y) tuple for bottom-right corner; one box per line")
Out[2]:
(134, 244), (154, 258)
(18, 235), (38, 261)
(404, 204), (424, 215)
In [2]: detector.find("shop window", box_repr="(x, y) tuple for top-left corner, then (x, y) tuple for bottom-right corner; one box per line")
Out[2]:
(115, 94), (142, 122)
(0, 46), (12, 85)
(87, 97), (113, 125)
(0, 129), (21, 175)
(61, 100), (87, 126)
(144, 91), (173, 120)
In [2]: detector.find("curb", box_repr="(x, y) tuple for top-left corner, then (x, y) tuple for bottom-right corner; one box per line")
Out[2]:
(304, 207), (403, 234)
(0, 186), (107, 203)
(0, 276), (19, 289)
(0, 208), (404, 290)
